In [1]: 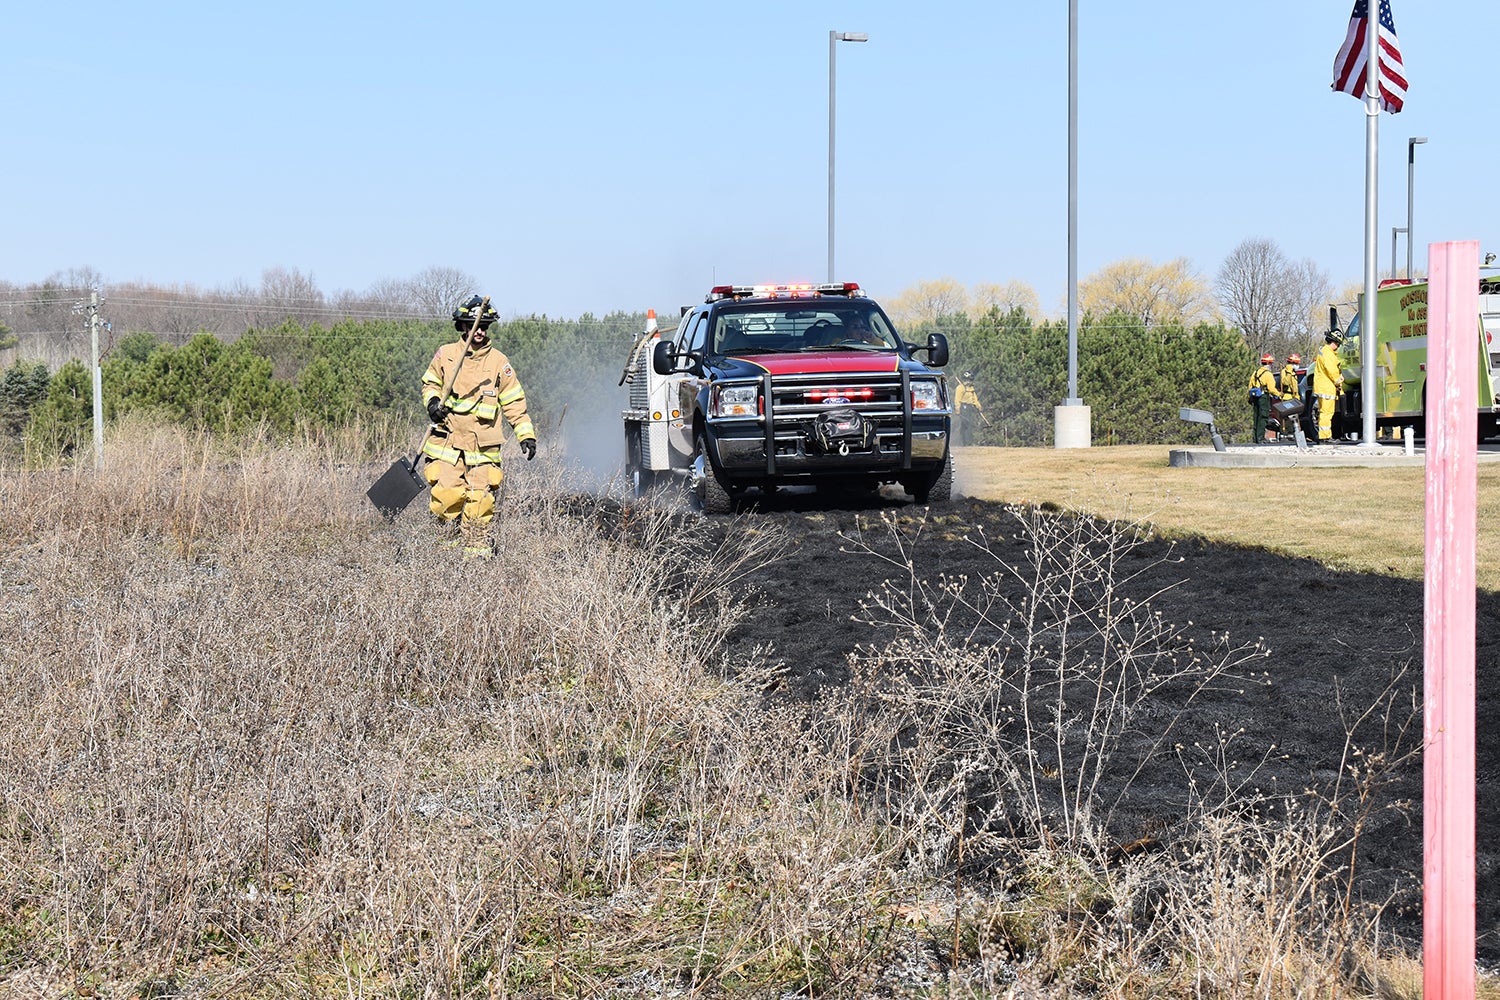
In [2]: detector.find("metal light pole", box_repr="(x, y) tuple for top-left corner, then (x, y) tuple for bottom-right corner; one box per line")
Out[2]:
(1053, 0), (1090, 447)
(1393, 227), (1407, 278)
(1066, 0), (1078, 406)
(1407, 136), (1428, 279)
(828, 29), (868, 283)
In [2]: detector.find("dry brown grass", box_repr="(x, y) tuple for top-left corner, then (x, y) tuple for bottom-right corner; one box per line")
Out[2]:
(0, 428), (886, 996)
(0, 427), (1491, 998)
(954, 444), (1500, 590)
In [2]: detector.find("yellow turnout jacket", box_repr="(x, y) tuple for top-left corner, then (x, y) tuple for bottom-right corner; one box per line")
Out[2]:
(1279, 364), (1300, 400)
(421, 341), (536, 465)
(1248, 365), (1277, 397)
(1312, 344), (1343, 398)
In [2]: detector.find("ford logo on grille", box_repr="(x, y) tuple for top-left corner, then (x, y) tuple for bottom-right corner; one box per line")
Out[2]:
(824, 396), (850, 405)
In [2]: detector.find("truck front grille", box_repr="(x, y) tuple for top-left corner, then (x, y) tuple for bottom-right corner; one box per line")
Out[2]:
(769, 373), (906, 423)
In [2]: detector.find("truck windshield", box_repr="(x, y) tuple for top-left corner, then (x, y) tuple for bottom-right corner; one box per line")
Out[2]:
(712, 303), (898, 354)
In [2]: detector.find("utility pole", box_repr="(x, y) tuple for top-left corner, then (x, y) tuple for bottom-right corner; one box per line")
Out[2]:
(88, 291), (103, 470)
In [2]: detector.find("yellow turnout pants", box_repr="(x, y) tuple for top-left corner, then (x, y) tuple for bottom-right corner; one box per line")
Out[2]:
(425, 455), (504, 533)
(1316, 394), (1337, 441)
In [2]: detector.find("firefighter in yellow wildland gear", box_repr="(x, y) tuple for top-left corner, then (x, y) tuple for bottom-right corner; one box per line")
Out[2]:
(422, 295), (537, 557)
(1276, 352), (1303, 436)
(1280, 353), (1302, 401)
(1248, 353), (1278, 442)
(1312, 331), (1345, 442)
(954, 368), (985, 446)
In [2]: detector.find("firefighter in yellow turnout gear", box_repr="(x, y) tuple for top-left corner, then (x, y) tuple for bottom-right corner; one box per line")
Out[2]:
(1312, 332), (1345, 442)
(422, 295), (537, 556)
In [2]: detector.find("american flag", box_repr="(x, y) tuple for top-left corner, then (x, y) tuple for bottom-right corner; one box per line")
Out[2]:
(1332, 0), (1406, 113)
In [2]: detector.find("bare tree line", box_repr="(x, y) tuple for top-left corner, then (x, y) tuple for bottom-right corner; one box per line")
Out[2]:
(4, 244), (1340, 372)
(1214, 238), (1334, 360)
(0, 265), (479, 367)
(885, 241), (1336, 361)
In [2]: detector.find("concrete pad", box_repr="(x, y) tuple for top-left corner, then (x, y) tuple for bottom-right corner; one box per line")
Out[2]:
(1169, 443), (1500, 468)
(1169, 443), (1432, 468)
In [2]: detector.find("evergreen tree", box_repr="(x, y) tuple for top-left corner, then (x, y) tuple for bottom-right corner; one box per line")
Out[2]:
(0, 359), (50, 436)
(25, 360), (91, 459)
(11, 305), (1255, 456)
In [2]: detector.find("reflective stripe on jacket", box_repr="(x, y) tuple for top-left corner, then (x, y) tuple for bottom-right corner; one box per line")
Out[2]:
(421, 439), (504, 467)
(422, 340), (537, 454)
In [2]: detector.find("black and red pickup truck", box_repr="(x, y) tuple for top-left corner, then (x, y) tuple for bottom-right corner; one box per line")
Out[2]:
(629, 282), (952, 512)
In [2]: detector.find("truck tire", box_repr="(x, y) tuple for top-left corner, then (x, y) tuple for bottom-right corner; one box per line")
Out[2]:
(624, 425), (657, 497)
(695, 430), (734, 515)
(911, 451), (952, 504)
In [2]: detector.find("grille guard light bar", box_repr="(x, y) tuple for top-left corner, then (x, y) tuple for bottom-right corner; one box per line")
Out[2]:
(705, 282), (863, 302)
(805, 386), (876, 402)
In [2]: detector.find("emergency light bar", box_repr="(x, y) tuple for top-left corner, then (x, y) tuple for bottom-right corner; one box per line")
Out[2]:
(705, 282), (863, 302)
(805, 386), (875, 402)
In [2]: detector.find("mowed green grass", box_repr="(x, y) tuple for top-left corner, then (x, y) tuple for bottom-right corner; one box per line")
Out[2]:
(953, 445), (1499, 591)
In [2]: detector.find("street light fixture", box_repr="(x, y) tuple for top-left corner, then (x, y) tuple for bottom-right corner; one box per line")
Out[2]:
(828, 29), (868, 282)
(1407, 136), (1428, 279)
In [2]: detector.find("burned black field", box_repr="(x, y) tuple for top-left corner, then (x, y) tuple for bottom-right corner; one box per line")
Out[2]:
(693, 493), (1499, 964)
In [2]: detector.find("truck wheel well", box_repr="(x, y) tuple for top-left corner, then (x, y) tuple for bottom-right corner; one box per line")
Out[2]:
(693, 414), (713, 467)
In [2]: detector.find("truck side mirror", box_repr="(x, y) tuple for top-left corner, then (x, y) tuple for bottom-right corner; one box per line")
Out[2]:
(651, 339), (678, 375)
(920, 333), (950, 367)
(1328, 305), (1341, 335)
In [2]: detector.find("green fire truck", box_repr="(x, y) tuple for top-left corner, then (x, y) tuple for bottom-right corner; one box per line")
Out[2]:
(1330, 273), (1500, 439)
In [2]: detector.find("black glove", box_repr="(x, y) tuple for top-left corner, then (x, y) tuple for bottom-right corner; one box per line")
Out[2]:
(520, 438), (537, 461)
(426, 398), (450, 424)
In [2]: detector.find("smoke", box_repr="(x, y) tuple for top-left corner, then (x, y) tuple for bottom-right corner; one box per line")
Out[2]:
(503, 319), (649, 498)
(553, 379), (631, 495)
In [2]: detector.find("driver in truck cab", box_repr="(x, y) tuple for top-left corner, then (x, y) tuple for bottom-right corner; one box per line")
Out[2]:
(815, 312), (887, 348)
(840, 315), (885, 346)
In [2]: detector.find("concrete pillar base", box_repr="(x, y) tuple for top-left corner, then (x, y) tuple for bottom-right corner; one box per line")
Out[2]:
(1054, 404), (1092, 449)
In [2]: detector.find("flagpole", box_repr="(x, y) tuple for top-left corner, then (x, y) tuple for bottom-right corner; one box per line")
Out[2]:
(1360, 5), (1380, 445)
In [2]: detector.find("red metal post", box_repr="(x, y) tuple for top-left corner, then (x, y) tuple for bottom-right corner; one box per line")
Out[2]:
(1424, 240), (1479, 1000)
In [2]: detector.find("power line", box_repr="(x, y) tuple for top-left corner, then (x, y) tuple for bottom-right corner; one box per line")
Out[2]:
(0, 294), (652, 326)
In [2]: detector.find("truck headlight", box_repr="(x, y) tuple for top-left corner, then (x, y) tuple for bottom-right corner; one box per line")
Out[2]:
(911, 379), (945, 411)
(712, 383), (760, 418)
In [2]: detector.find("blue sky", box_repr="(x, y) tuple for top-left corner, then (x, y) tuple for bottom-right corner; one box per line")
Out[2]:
(5, 1), (1496, 320)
